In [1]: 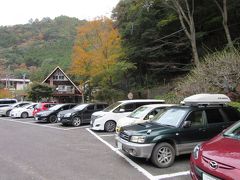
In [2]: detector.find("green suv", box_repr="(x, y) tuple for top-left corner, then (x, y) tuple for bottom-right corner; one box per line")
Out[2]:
(115, 94), (240, 168)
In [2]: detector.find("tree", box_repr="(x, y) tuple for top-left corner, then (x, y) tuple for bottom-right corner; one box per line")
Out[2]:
(213, 0), (233, 48)
(0, 89), (11, 98)
(165, 0), (199, 66)
(70, 17), (135, 102)
(28, 83), (54, 102)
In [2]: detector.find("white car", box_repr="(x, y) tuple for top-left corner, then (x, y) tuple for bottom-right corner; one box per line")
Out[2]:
(116, 104), (175, 132)
(10, 103), (37, 118)
(90, 99), (165, 132)
(0, 101), (32, 117)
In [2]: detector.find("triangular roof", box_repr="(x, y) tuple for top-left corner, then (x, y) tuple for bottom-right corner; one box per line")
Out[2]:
(42, 66), (82, 94)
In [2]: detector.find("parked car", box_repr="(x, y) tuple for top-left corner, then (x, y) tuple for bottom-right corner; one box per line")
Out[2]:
(90, 99), (165, 132)
(116, 104), (175, 133)
(58, 103), (108, 127)
(0, 98), (18, 108)
(115, 94), (240, 168)
(34, 104), (76, 123)
(32, 102), (56, 116)
(10, 103), (38, 118)
(190, 120), (240, 180)
(0, 101), (32, 116)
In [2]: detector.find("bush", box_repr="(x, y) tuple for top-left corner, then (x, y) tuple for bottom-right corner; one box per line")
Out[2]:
(177, 49), (240, 101)
(229, 102), (240, 111)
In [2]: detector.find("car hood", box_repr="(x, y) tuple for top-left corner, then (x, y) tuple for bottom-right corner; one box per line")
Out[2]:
(92, 111), (106, 116)
(122, 122), (172, 134)
(37, 110), (53, 115)
(117, 117), (136, 127)
(202, 134), (240, 168)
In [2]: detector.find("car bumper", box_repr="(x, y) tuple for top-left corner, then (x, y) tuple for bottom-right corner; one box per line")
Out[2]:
(90, 120), (105, 131)
(115, 136), (155, 159)
(60, 117), (72, 124)
(10, 112), (21, 118)
(34, 116), (48, 122)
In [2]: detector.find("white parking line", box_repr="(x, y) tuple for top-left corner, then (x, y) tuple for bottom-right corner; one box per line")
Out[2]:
(86, 128), (190, 180)
(63, 126), (90, 131)
(98, 134), (115, 137)
(0, 118), (65, 130)
(86, 128), (154, 180)
(155, 171), (190, 180)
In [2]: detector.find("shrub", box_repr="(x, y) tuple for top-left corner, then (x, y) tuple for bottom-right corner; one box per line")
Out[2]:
(177, 49), (240, 101)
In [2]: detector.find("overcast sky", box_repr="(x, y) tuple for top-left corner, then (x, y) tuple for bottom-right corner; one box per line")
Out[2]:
(0, 0), (120, 26)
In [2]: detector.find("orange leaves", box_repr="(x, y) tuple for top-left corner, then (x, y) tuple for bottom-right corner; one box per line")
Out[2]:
(0, 89), (11, 98)
(70, 17), (122, 80)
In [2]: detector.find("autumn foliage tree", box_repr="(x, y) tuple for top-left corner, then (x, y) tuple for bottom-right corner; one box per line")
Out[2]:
(70, 17), (135, 102)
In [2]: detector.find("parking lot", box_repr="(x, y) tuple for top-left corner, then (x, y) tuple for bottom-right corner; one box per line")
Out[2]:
(0, 117), (191, 180)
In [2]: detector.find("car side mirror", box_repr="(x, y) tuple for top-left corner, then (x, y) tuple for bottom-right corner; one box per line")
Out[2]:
(183, 121), (192, 128)
(119, 109), (125, 112)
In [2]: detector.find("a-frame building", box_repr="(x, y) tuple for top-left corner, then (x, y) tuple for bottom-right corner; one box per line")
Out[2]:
(42, 66), (82, 103)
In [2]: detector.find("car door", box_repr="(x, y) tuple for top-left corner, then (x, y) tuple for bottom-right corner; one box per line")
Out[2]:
(177, 110), (207, 154)
(82, 104), (95, 123)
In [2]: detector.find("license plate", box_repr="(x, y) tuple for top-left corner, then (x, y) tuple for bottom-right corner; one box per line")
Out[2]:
(90, 121), (92, 125)
(203, 173), (217, 180)
(117, 142), (122, 150)
(58, 118), (61, 121)
(35, 117), (38, 121)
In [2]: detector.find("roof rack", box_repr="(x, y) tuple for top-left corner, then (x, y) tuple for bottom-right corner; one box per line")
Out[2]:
(181, 94), (231, 106)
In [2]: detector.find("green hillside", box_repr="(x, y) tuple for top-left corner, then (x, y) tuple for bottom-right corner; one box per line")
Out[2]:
(0, 16), (85, 81)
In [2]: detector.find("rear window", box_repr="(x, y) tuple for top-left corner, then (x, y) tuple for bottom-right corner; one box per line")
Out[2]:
(205, 109), (224, 124)
(222, 107), (240, 122)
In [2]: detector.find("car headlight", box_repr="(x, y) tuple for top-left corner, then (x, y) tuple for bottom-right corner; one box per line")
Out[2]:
(64, 113), (72, 117)
(96, 114), (105, 118)
(193, 144), (201, 159)
(130, 136), (146, 143)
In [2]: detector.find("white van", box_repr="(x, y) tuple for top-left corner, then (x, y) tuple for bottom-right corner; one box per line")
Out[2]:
(0, 99), (18, 108)
(90, 99), (165, 132)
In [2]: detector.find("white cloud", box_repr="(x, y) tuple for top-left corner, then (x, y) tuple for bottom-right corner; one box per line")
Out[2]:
(0, 0), (119, 26)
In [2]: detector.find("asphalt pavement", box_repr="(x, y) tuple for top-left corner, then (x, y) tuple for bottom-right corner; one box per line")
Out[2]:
(0, 117), (191, 180)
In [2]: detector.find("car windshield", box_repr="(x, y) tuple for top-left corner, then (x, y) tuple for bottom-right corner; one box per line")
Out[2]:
(151, 108), (188, 127)
(223, 121), (240, 139)
(103, 102), (121, 112)
(128, 107), (149, 119)
(49, 104), (63, 111)
(73, 104), (88, 110)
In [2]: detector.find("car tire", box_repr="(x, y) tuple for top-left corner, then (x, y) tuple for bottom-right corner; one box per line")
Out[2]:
(6, 110), (11, 117)
(21, 112), (28, 118)
(72, 117), (82, 127)
(62, 122), (68, 126)
(104, 120), (116, 132)
(151, 142), (175, 168)
(48, 115), (57, 123)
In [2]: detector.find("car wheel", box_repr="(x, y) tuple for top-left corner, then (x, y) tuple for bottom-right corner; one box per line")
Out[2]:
(62, 122), (68, 126)
(151, 142), (175, 168)
(21, 112), (28, 118)
(48, 115), (57, 123)
(104, 120), (116, 132)
(6, 110), (11, 117)
(72, 117), (81, 127)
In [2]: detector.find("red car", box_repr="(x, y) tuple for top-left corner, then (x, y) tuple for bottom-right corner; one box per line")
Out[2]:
(32, 103), (56, 116)
(190, 120), (240, 180)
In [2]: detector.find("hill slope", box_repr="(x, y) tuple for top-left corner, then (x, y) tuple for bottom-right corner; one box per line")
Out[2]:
(0, 16), (85, 81)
